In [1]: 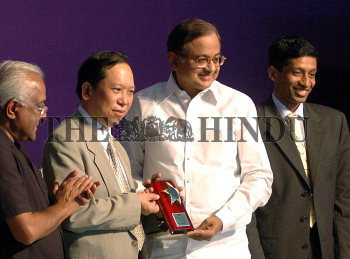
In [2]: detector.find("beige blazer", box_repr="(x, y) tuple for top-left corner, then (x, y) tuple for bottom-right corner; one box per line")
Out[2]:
(42, 110), (144, 259)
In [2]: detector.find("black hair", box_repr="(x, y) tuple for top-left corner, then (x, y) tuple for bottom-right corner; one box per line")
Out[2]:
(167, 18), (220, 54)
(76, 51), (129, 100)
(268, 36), (317, 71)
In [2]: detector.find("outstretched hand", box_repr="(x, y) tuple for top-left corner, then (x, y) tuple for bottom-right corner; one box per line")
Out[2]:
(187, 216), (223, 241)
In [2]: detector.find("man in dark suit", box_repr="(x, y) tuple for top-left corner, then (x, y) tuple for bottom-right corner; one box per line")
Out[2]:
(255, 36), (350, 258)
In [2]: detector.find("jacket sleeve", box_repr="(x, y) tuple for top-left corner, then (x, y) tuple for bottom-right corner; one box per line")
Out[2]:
(42, 130), (142, 233)
(334, 113), (350, 258)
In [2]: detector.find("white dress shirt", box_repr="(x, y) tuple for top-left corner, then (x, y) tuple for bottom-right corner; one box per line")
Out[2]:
(122, 74), (273, 259)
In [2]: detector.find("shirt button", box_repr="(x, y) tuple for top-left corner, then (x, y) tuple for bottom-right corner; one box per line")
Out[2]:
(302, 244), (309, 250)
(301, 191), (309, 197)
(131, 240), (138, 247)
(300, 216), (308, 222)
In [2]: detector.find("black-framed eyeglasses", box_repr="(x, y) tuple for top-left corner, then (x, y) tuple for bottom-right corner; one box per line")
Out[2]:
(181, 54), (226, 68)
(19, 100), (48, 117)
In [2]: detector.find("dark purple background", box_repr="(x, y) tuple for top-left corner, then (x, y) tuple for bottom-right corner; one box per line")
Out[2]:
(1, 1), (349, 165)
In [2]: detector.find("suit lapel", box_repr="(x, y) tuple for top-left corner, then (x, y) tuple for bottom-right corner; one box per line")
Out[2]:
(304, 104), (324, 187)
(72, 111), (121, 195)
(261, 100), (311, 188)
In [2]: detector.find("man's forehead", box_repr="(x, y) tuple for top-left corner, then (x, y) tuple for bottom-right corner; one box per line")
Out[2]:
(109, 82), (135, 89)
(24, 74), (46, 102)
(183, 34), (221, 53)
(26, 74), (45, 88)
(287, 56), (317, 64)
(284, 56), (317, 69)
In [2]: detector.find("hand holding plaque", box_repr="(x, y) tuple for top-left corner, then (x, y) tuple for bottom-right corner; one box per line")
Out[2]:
(150, 180), (194, 234)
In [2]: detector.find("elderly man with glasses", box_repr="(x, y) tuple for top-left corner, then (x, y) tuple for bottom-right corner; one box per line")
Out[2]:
(0, 60), (97, 258)
(122, 18), (273, 259)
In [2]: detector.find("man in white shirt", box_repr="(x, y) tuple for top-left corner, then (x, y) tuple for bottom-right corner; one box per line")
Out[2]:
(122, 18), (273, 259)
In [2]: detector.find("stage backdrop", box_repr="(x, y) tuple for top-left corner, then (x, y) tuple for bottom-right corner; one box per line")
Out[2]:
(1, 0), (349, 166)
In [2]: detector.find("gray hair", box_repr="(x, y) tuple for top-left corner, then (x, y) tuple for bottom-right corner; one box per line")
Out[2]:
(0, 60), (44, 108)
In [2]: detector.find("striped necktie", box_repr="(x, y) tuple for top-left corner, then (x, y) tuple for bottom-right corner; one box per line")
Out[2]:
(107, 135), (146, 250)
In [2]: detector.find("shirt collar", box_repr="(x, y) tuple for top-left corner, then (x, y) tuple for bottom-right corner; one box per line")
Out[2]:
(0, 128), (15, 147)
(160, 73), (218, 105)
(78, 105), (111, 143)
(272, 92), (304, 119)
(161, 73), (180, 102)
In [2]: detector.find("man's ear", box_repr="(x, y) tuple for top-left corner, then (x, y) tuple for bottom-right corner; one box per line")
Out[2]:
(81, 82), (93, 101)
(5, 99), (19, 119)
(167, 52), (179, 70)
(268, 66), (279, 82)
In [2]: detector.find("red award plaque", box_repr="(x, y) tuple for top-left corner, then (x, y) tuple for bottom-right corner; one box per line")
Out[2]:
(151, 180), (194, 234)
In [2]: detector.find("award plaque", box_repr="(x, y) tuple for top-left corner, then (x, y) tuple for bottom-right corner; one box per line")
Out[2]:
(151, 180), (194, 234)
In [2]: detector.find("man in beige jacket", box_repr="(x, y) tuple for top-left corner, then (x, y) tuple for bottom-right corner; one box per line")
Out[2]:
(42, 51), (160, 259)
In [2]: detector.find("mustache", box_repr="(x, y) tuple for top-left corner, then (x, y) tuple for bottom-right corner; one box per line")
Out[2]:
(199, 72), (216, 76)
(293, 85), (310, 90)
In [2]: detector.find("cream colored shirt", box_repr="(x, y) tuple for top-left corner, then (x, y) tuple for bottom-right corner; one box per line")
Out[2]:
(122, 74), (273, 259)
